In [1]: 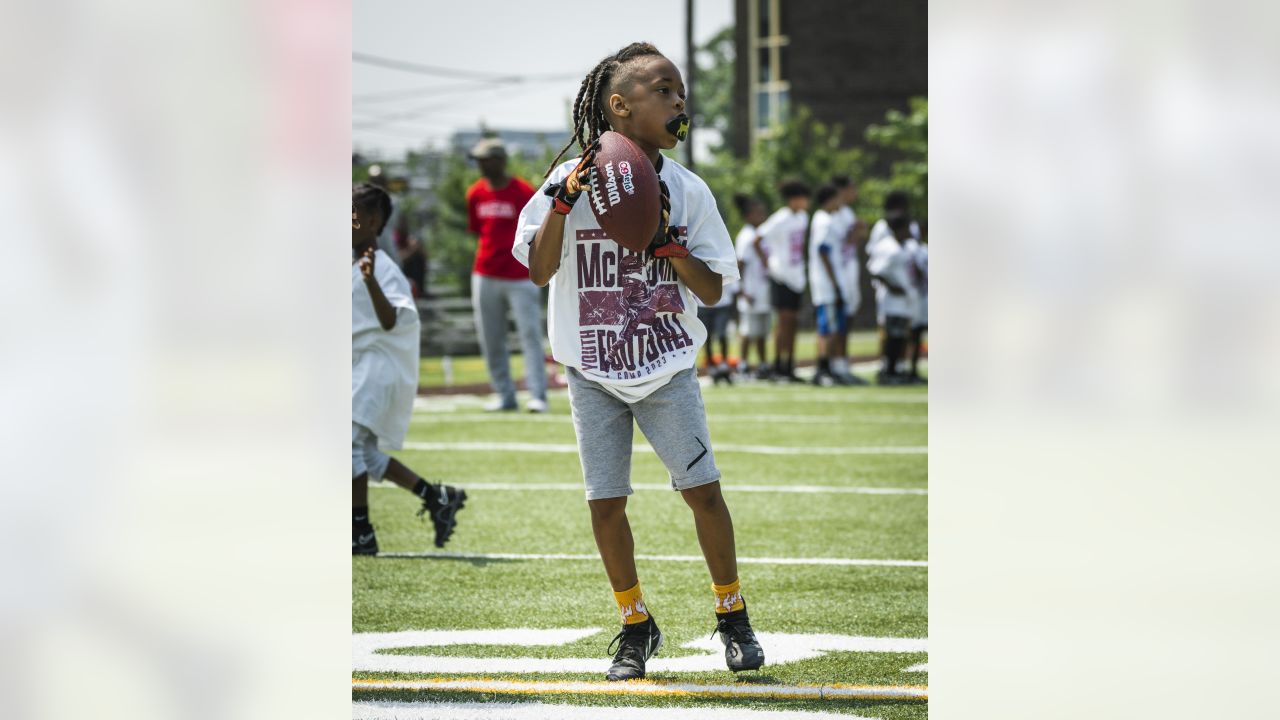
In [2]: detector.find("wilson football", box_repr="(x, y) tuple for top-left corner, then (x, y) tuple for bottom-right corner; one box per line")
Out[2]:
(585, 131), (661, 253)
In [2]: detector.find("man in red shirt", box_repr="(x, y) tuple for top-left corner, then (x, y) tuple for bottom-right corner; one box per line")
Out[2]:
(466, 138), (548, 412)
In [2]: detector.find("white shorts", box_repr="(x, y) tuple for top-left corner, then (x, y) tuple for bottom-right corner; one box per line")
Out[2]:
(739, 311), (772, 339)
(352, 422), (391, 481)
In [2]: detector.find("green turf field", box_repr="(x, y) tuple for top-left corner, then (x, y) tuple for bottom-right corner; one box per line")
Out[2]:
(354, 367), (928, 719)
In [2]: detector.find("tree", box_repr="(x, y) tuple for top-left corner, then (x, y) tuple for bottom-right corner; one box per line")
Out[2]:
(859, 97), (928, 221)
(700, 105), (868, 232)
(693, 26), (736, 143)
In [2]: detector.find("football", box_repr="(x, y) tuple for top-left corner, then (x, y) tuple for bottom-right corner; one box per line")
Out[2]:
(585, 131), (661, 253)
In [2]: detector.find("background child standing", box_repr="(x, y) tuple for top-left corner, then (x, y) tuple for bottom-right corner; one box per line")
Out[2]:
(733, 194), (772, 380)
(807, 184), (848, 386)
(757, 180), (811, 383)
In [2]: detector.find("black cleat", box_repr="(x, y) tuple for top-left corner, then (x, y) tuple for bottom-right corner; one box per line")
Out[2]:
(352, 525), (378, 555)
(811, 371), (836, 387)
(713, 605), (765, 672)
(606, 616), (663, 681)
(417, 483), (467, 548)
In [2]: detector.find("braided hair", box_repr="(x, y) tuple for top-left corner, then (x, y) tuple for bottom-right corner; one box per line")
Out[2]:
(352, 182), (393, 238)
(544, 42), (665, 177)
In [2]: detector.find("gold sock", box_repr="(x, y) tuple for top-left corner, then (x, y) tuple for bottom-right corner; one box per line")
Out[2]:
(613, 582), (650, 625)
(712, 577), (745, 614)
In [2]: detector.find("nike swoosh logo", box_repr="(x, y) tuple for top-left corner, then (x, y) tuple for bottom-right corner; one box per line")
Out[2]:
(686, 437), (708, 471)
(357, 533), (375, 545)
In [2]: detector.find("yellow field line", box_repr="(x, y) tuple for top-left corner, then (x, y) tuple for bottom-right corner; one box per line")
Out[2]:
(351, 677), (927, 701)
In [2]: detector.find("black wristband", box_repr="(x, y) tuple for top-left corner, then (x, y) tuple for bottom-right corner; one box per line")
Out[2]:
(544, 182), (581, 215)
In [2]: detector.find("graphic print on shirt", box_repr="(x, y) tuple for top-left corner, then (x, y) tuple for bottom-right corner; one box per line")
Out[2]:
(788, 228), (806, 265)
(575, 227), (694, 378)
(475, 200), (517, 219)
(841, 236), (857, 266)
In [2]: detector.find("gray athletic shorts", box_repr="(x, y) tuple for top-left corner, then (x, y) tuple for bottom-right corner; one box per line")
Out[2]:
(740, 311), (771, 339)
(566, 367), (721, 500)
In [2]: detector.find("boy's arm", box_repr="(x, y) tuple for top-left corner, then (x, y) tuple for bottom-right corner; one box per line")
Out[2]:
(358, 249), (398, 330)
(752, 233), (768, 267)
(528, 156), (593, 286)
(660, 182), (741, 305)
(870, 271), (907, 295)
(528, 210), (567, 287)
(819, 247), (843, 304)
(669, 255), (722, 305)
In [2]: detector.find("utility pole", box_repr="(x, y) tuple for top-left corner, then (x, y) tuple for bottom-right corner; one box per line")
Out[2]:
(685, 0), (696, 170)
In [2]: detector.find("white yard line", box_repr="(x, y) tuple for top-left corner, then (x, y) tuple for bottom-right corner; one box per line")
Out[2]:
(715, 414), (925, 424)
(374, 551), (927, 568)
(372, 482), (925, 495)
(353, 679), (924, 704)
(710, 393), (927, 404)
(412, 413), (925, 425)
(402, 441), (926, 455)
(353, 630), (927, 676)
(353, 699), (889, 719)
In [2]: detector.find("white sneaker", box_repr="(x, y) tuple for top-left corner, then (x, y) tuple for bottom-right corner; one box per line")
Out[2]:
(526, 398), (548, 413)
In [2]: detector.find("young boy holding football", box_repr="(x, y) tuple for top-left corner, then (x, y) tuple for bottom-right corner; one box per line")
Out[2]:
(514, 42), (764, 681)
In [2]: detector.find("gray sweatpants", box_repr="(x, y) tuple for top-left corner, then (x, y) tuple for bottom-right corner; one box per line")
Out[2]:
(472, 273), (548, 405)
(566, 367), (721, 500)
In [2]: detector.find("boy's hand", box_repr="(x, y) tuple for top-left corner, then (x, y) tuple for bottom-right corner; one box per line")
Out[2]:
(565, 141), (599, 194)
(650, 179), (690, 258)
(359, 248), (376, 281)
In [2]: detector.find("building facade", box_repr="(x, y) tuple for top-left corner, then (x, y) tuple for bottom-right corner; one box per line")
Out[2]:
(731, 0), (927, 160)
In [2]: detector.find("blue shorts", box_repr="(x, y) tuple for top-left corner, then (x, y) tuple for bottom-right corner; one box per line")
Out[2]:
(815, 303), (849, 335)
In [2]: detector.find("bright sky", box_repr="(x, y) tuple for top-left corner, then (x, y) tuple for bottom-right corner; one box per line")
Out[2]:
(353, 0), (735, 159)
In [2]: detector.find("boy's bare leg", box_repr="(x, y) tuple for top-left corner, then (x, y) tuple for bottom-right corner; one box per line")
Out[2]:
(910, 328), (924, 375)
(589, 497), (639, 591)
(382, 457), (420, 492)
(776, 310), (797, 368)
(680, 481), (738, 585)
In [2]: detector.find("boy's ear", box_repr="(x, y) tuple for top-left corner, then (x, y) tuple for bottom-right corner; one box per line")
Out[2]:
(608, 92), (630, 119)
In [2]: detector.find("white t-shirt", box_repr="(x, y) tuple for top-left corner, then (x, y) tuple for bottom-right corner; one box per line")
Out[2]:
(352, 249), (421, 449)
(911, 242), (928, 326)
(807, 208), (843, 306)
(735, 224), (770, 314)
(834, 206), (861, 317)
(758, 207), (808, 293)
(513, 155), (739, 403)
(866, 234), (918, 322)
